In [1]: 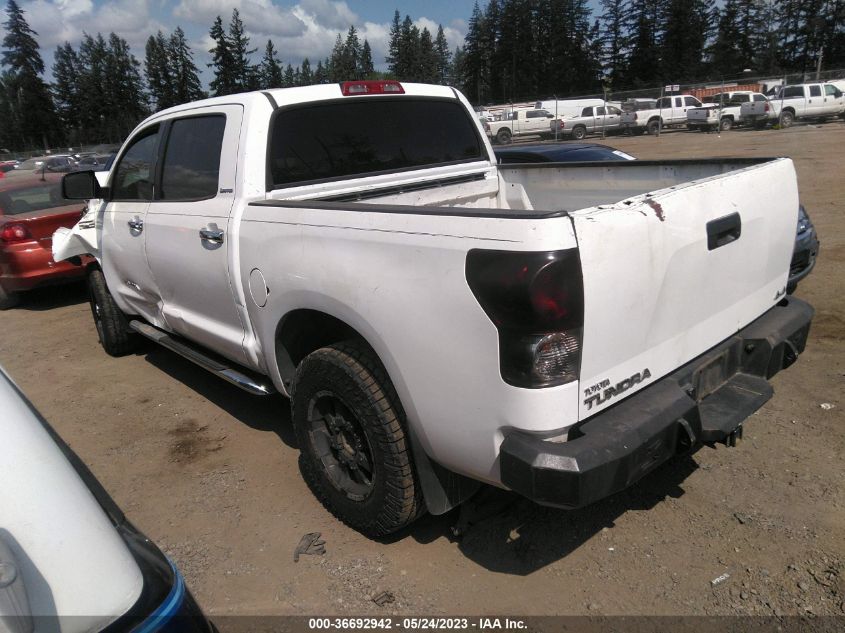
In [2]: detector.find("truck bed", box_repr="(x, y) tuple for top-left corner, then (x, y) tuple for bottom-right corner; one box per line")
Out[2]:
(257, 157), (779, 216)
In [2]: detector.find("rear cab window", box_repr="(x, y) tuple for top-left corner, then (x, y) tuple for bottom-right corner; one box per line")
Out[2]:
(267, 98), (485, 189)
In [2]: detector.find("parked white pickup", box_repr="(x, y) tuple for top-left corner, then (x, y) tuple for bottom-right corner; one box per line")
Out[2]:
(621, 94), (705, 134)
(687, 91), (769, 131)
(487, 108), (555, 144)
(54, 81), (814, 537)
(549, 105), (624, 139)
(741, 82), (845, 127)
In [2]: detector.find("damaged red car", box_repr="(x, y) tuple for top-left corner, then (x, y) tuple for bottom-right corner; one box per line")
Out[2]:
(0, 173), (89, 308)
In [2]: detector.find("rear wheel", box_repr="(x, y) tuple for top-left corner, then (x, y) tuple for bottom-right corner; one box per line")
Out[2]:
(570, 125), (587, 140)
(496, 128), (512, 144)
(779, 111), (794, 128)
(87, 269), (139, 356)
(0, 284), (19, 310)
(292, 341), (423, 537)
(647, 119), (661, 135)
(719, 117), (733, 131)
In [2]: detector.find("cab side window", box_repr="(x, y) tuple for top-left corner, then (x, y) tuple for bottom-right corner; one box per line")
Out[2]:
(824, 85), (838, 96)
(160, 116), (226, 201)
(809, 85), (822, 97)
(782, 86), (804, 98)
(112, 126), (160, 201)
(684, 97), (700, 107)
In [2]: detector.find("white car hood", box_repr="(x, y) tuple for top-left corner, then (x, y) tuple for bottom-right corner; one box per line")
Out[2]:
(0, 370), (143, 632)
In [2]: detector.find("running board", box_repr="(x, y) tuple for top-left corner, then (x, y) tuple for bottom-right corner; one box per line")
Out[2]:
(129, 320), (276, 396)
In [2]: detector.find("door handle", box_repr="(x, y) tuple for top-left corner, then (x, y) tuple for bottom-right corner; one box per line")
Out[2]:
(199, 227), (224, 244)
(706, 213), (742, 250)
(127, 217), (143, 232)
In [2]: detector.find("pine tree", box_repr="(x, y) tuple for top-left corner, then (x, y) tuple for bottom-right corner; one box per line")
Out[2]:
(283, 63), (295, 87)
(418, 27), (438, 83)
(105, 33), (147, 141)
(434, 25), (451, 84)
(461, 2), (490, 101)
(341, 25), (362, 80)
(208, 15), (235, 96)
(260, 39), (283, 89)
(52, 43), (81, 138)
(360, 40), (374, 78)
(228, 9), (257, 91)
(300, 57), (313, 85)
(145, 31), (174, 110)
(625, 0), (663, 87)
(314, 59), (327, 83)
(1, 0), (57, 149)
(169, 27), (205, 104)
(386, 10), (402, 77)
(598, 0), (628, 83)
(661, 0), (713, 82)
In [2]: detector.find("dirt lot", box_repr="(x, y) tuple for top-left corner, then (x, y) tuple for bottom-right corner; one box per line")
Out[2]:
(1, 122), (843, 622)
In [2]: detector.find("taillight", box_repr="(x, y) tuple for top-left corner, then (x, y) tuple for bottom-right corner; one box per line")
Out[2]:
(0, 223), (32, 243)
(764, 103), (770, 112)
(466, 249), (584, 388)
(341, 80), (404, 96)
(632, 112), (638, 120)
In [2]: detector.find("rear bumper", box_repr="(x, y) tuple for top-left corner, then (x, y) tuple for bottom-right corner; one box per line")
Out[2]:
(0, 240), (87, 292)
(500, 297), (814, 509)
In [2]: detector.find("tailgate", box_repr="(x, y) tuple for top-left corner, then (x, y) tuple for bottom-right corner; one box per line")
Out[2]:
(571, 158), (798, 420)
(687, 108), (715, 121)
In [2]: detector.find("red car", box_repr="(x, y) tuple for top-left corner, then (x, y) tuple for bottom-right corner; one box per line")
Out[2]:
(0, 173), (89, 308)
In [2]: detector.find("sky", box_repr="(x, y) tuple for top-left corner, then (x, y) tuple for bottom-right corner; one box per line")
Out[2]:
(16, 0), (486, 83)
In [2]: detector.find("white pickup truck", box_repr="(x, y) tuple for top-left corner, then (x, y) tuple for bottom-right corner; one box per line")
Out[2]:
(686, 91), (768, 131)
(741, 82), (845, 127)
(55, 81), (813, 536)
(621, 94), (705, 134)
(487, 108), (555, 144)
(549, 105), (623, 139)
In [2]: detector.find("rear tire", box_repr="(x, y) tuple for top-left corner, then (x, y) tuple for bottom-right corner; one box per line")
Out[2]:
(719, 117), (733, 131)
(0, 284), (19, 310)
(496, 128), (512, 144)
(87, 269), (139, 356)
(571, 125), (587, 140)
(647, 120), (661, 135)
(779, 111), (794, 128)
(292, 340), (424, 537)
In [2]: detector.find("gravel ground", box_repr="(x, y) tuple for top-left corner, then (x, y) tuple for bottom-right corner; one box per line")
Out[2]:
(1, 120), (843, 626)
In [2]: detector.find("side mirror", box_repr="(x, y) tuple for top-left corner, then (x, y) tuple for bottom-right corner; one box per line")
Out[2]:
(62, 170), (102, 200)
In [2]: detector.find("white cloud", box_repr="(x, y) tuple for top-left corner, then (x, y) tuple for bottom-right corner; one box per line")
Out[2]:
(297, 0), (357, 31)
(24, 0), (168, 63)
(173, 0), (306, 38)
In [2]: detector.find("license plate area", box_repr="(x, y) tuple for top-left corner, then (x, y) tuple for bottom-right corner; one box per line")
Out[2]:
(692, 344), (741, 402)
